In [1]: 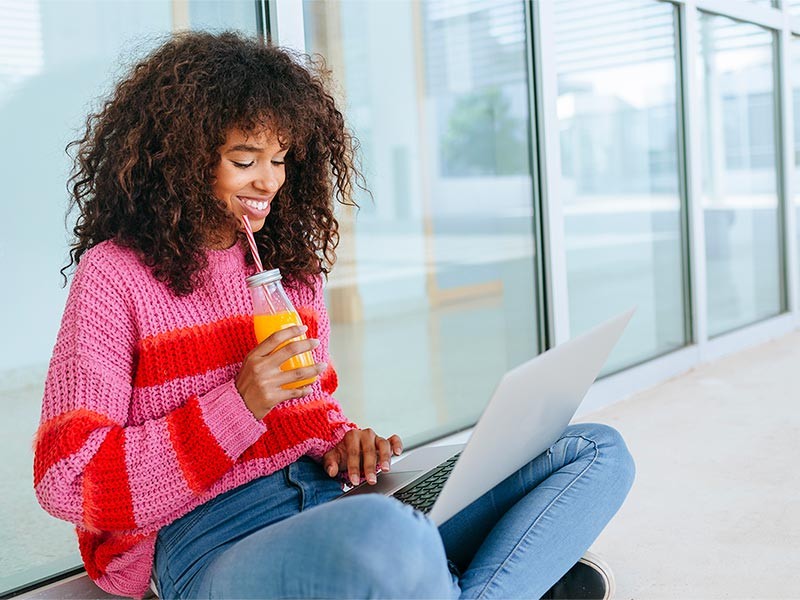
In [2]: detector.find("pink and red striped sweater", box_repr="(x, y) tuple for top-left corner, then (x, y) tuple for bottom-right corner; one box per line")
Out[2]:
(33, 240), (356, 598)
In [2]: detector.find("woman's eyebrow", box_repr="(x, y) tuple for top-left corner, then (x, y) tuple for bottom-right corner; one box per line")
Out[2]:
(226, 144), (263, 153)
(225, 144), (288, 154)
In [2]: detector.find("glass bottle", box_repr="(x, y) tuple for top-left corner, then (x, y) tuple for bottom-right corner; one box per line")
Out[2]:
(246, 269), (317, 389)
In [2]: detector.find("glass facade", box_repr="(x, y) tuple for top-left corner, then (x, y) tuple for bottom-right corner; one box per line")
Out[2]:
(302, 0), (540, 447)
(697, 13), (783, 337)
(0, 1), (257, 594)
(795, 36), (800, 291)
(2, 0), (800, 595)
(554, 0), (687, 373)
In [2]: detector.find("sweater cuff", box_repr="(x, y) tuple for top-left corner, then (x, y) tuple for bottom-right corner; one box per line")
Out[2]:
(197, 379), (266, 460)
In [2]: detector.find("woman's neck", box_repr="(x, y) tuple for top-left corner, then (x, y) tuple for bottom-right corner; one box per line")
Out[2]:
(203, 229), (239, 250)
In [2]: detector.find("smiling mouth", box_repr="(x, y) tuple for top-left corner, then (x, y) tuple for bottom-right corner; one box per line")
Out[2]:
(238, 196), (270, 211)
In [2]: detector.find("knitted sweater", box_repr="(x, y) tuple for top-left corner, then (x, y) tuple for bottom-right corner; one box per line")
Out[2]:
(33, 240), (356, 598)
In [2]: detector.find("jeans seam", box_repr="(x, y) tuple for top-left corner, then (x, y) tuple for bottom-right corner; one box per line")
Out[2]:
(157, 500), (216, 598)
(474, 434), (600, 600)
(161, 497), (218, 555)
(284, 464), (306, 511)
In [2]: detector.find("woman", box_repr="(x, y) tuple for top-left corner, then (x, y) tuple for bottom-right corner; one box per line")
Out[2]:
(34, 31), (635, 599)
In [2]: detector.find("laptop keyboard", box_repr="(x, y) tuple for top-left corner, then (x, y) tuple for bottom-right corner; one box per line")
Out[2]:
(392, 452), (462, 514)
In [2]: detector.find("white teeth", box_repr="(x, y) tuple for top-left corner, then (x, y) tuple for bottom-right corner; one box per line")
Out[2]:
(241, 198), (268, 211)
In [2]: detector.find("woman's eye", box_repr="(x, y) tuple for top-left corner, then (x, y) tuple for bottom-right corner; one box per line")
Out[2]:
(232, 160), (254, 169)
(272, 160), (285, 166)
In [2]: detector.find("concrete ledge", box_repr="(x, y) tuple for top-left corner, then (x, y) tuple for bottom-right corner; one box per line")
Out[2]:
(17, 572), (120, 599)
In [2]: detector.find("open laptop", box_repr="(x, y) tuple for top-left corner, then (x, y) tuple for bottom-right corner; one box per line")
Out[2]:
(340, 309), (635, 526)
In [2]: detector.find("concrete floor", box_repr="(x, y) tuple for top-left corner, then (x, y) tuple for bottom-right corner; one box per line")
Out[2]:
(20, 330), (800, 599)
(577, 330), (800, 599)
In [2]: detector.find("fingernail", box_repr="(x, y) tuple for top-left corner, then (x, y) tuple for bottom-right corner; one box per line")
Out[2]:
(394, 448), (402, 456)
(327, 466), (336, 477)
(381, 462), (390, 471)
(319, 362), (328, 371)
(367, 474), (376, 484)
(300, 325), (308, 332)
(350, 474), (360, 486)
(311, 339), (320, 347)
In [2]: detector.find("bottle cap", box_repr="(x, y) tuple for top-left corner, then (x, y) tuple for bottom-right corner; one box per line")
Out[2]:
(245, 268), (282, 288)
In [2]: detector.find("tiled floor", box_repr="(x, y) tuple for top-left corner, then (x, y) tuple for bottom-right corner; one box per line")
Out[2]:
(577, 330), (800, 599)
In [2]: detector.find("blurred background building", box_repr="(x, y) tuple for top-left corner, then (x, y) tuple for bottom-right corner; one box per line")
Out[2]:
(1, 0), (799, 595)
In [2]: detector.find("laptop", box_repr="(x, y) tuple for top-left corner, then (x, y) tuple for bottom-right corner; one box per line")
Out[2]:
(339, 309), (634, 526)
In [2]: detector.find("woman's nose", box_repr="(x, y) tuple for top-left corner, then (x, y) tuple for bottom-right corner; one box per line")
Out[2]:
(254, 168), (280, 193)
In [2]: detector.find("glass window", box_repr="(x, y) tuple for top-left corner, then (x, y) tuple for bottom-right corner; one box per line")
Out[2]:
(302, 0), (540, 447)
(788, 1), (800, 16)
(0, 2), (257, 594)
(697, 13), (782, 337)
(553, 0), (687, 373)
(794, 36), (800, 290)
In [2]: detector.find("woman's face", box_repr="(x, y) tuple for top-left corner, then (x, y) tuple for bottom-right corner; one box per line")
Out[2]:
(212, 127), (287, 237)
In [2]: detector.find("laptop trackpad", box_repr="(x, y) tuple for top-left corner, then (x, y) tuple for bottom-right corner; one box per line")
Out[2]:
(339, 444), (464, 498)
(341, 470), (424, 497)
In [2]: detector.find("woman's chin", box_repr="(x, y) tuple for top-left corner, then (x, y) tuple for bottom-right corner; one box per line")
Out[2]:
(248, 216), (267, 232)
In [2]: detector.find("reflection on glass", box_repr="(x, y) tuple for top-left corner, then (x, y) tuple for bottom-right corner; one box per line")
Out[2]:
(794, 37), (800, 294)
(303, 0), (539, 447)
(789, 1), (800, 16)
(186, 0), (255, 31)
(0, 2), (256, 594)
(697, 13), (782, 337)
(554, 0), (686, 373)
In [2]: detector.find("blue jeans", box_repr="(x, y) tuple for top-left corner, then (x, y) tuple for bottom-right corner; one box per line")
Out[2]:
(154, 423), (635, 599)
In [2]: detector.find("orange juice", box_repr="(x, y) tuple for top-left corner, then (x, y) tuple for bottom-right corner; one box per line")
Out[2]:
(254, 311), (317, 389)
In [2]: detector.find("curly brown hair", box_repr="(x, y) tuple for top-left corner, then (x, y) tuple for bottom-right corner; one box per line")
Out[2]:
(64, 30), (366, 295)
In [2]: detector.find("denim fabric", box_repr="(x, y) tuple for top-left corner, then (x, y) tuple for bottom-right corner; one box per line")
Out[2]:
(154, 423), (635, 599)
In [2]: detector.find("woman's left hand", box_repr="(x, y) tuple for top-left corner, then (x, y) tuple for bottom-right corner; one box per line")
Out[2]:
(322, 428), (403, 487)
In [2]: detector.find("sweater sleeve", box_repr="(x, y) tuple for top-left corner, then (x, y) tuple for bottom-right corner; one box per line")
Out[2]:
(291, 274), (359, 459)
(33, 250), (266, 533)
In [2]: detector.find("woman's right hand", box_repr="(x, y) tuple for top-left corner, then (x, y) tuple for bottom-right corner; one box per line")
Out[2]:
(235, 325), (328, 420)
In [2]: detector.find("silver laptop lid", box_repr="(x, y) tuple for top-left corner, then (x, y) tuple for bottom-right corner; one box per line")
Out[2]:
(428, 309), (635, 525)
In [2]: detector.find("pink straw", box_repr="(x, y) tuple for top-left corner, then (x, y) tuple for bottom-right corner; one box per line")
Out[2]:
(241, 215), (264, 272)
